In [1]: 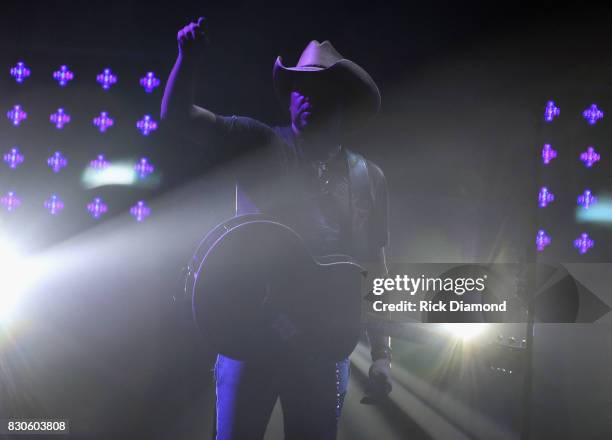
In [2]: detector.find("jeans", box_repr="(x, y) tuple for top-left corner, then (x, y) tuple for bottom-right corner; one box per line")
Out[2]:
(214, 354), (350, 440)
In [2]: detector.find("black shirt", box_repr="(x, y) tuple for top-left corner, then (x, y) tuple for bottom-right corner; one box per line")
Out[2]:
(211, 115), (388, 261)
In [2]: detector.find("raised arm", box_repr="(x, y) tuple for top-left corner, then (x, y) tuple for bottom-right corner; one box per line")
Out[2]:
(160, 17), (218, 144)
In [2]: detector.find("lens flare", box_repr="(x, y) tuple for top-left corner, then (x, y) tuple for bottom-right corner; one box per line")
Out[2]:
(441, 323), (489, 341)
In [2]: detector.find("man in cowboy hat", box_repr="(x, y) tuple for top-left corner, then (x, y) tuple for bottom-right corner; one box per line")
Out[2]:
(161, 16), (392, 440)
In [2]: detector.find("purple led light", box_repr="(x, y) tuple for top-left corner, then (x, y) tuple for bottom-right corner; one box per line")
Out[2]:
(134, 157), (154, 179)
(1, 191), (21, 212)
(7, 105), (27, 126)
(541, 144), (557, 165)
(53, 65), (74, 87)
(47, 151), (68, 173)
(580, 146), (600, 168)
(90, 154), (110, 171)
(577, 189), (597, 209)
(130, 200), (151, 222)
(536, 229), (551, 252)
(538, 187), (555, 208)
(582, 104), (603, 125)
(10, 61), (31, 83)
(44, 194), (64, 215)
(3, 147), (24, 169)
(136, 115), (158, 136)
(87, 197), (108, 219)
(96, 68), (117, 90)
(573, 232), (594, 255)
(140, 72), (160, 93)
(93, 111), (114, 133)
(544, 101), (560, 122)
(50, 108), (71, 129)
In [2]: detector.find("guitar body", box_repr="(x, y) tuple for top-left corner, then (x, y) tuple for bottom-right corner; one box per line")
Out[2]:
(186, 214), (366, 362)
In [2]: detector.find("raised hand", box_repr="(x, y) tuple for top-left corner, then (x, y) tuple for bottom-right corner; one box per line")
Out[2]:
(177, 17), (208, 58)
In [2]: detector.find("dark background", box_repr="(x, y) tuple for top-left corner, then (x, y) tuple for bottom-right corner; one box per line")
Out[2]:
(1, 1), (612, 439)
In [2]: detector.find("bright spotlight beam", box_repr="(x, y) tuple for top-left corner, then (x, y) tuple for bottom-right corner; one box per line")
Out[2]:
(441, 323), (489, 341)
(82, 160), (160, 189)
(0, 241), (27, 322)
(0, 237), (44, 323)
(576, 197), (612, 224)
(82, 162), (136, 189)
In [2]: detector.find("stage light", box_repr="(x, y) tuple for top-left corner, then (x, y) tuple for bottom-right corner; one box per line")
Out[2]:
(3, 147), (24, 169)
(577, 189), (597, 210)
(538, 187), (554, 208)
(47, 151), (68, 173)
(0, 238), (29, 321)
(89, 154), (110, 171)
(136, 115), (158, 136)
(1, 191), (21, 212)
(140, 72), (160, 93)
(580, 146), (600, 168)
(87, 197), (108, 219)
(9, 61), (30, 83)
(6, 105), (27, 126)
(82, 161), (137, 188)
(441, 323), (488, 341)
(541, 143), (557, 165)
(134, 157), (154, 179)
(544, 100), (560, 122)
(0, 233), (47, 324)
(536, 229), (551, 252)
(93, 111), (114, 133)
(50, 108), (71, 129)
(52, 65), (74, 87)
(44, 194), (65, 215)
(96, 68), (117, 90)
(130, 200), (151, 222)
(576, 198), (612, 224)
(582, 104), (603, 125)
(574, 233), (594, 254)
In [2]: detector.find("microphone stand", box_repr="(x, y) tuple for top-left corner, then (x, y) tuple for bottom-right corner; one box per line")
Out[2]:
(520, 103), (543, 440)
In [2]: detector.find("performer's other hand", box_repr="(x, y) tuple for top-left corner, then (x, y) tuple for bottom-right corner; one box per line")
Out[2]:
(177, 17), (208, 57)
(367, 358), (392, 398)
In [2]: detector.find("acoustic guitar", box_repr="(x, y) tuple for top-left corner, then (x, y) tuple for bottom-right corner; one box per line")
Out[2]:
(184, 214), (367, 362)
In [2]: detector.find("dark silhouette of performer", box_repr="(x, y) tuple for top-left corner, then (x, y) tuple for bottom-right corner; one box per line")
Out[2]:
(161, 16), (392, 440)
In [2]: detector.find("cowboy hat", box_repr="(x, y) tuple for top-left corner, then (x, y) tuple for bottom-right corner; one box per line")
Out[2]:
(272, 40), (381, 131)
